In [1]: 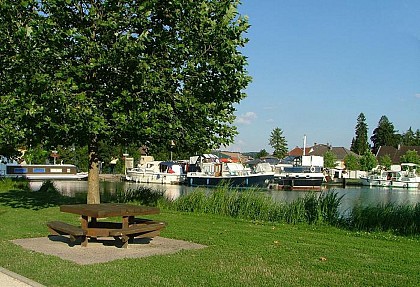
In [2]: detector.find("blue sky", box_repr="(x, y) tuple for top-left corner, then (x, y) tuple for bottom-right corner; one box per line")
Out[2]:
(227, 0), (420, 153)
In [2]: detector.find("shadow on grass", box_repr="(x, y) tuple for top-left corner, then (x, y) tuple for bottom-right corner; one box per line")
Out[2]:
(0, 189), (84, 210)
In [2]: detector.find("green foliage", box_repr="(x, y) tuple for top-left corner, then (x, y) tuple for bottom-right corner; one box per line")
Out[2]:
(351, 112), (370, 155)
(103, 186), (165, 207)
(0, 0), (250, 154)
(323, 150), (337, 169)
(0, 178), (30, 191)
(378, 154), (392, 170)
(167, 187), (343, 225)
(371, 115), (401, 154)
(1, 200), (419, 286)
(344, 153), (360, 170)
(255, 149), (268, 158)
(400, 150), (420, 164)
(1, 0), (251, 201)
(359, 150), (378, 171)
(348, 203), (420, 236)
(23, 145), (49, 164)
(401, 127), (420, 146)
(269, 127), (288, 159)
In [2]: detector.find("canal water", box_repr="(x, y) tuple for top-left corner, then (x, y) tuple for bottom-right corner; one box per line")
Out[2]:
(29, 180), (420, 215)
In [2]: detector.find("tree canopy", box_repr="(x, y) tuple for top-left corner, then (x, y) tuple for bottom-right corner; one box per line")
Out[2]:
(359, 151), (378, 172)
(0, 0), (251, 203)
(344, 153), (360, 171)
(371, 116), (400, 154)
(400, 150), (420, 165)
(323, 150), (337, 169)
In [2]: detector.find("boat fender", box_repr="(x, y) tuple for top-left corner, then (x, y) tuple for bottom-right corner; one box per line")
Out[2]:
(310, 166), (316, 173)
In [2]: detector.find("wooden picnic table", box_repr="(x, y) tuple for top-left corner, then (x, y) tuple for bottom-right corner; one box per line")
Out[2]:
(48, 203), (165, 248)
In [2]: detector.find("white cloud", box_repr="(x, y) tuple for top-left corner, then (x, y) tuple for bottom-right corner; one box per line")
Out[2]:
(415, 93), (420, 98)
(235, 112), (257, 125)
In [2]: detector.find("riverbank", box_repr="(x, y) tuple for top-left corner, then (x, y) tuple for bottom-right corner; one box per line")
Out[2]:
(2, 209), (419, 286)
(1, 184), (419, 286)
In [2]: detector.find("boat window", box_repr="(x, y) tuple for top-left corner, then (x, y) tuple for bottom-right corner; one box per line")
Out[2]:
(13, 168), (28, 173)
(33, 168), (46, 173)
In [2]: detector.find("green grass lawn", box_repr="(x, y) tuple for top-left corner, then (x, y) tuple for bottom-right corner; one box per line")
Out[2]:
(0, 187), (419, 286)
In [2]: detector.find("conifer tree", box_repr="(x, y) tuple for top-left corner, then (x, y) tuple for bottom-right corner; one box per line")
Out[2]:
(269, 128), (288, 159)
(350, 113), (369, 155)
(371, 116), (400, 154)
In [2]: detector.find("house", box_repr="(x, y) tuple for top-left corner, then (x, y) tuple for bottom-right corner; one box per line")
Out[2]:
(288, 144), (358, 169)
(288, 146), (311, 157)
(375, 145), (420, 164)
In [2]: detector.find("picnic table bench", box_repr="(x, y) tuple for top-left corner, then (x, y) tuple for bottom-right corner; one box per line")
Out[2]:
(47, 221), (88, 246)
(47, 203), (165, 248)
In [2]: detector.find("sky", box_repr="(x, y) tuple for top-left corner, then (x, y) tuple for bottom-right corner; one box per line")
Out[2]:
(226, 0), (420, 153)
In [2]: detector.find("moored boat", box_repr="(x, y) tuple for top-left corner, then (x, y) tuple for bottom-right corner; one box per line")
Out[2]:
(360, 169), (419, 189)
(0, 163), (88, 180)
(125, 160), (186, 185)
(273, 155), (325, 191)
(186, 154), (274, 188)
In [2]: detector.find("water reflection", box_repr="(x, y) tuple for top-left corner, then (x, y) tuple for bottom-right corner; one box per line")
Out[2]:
(30, 181), (420, 213)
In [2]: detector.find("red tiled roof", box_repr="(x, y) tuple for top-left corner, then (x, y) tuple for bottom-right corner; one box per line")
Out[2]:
(288, 147), (311, 156)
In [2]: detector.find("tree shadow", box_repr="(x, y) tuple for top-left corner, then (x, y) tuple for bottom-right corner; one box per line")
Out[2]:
(0, 189), (85, 210)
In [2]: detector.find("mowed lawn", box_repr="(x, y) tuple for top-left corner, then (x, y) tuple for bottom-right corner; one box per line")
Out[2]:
(0, 188), (419, 286)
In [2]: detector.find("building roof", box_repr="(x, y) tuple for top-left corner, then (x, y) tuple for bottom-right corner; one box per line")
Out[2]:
(288, 144), (357, 161)
(376, 145), (420, 164)
(308, 144), (357, 161)
(288, 146), (311, 157)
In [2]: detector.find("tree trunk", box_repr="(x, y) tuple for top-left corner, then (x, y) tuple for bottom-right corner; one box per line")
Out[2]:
(87, 137), (100, 204)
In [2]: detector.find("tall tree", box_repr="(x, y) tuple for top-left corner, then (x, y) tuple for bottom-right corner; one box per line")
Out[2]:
(401, 127), (415, 146)
(415, 129), (420, 146)
(370, 116), (400, 155)
(350, 113), (369, 155)
(269, 127), (288, 159)
(0, 0), (251, 203)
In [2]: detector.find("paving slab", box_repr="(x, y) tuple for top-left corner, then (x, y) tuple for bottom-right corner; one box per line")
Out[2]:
(12, 236), (206, 265)
(0, 267), (45, 287)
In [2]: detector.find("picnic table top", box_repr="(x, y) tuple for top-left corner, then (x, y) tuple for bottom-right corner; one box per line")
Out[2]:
(60, 203), (160, 218)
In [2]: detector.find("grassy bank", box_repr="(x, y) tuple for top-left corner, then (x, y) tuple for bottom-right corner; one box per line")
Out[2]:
(0, 180), (419, 286)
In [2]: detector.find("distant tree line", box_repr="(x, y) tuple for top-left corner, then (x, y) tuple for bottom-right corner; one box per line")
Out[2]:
(351, 113), (420, 155)
(256, 114), (420, 171)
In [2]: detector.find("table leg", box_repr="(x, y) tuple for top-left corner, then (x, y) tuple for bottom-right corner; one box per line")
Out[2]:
(80, 215), (89, 247)
(122, 216), (129, 229)
(121, 235), (129, 248)
(81, 236), (88, 247)
(80, 215), (89, 229)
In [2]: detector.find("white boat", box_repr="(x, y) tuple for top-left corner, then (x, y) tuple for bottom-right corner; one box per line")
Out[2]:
(273, 155), (325, 190)
(400, 163), (420, 182)
(360, 168), (419, 189)
(125, 160), (186, 185)
(360, 171), (390, 187)
(0, 163), (88, 180)
(186, 154), (274, 187)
